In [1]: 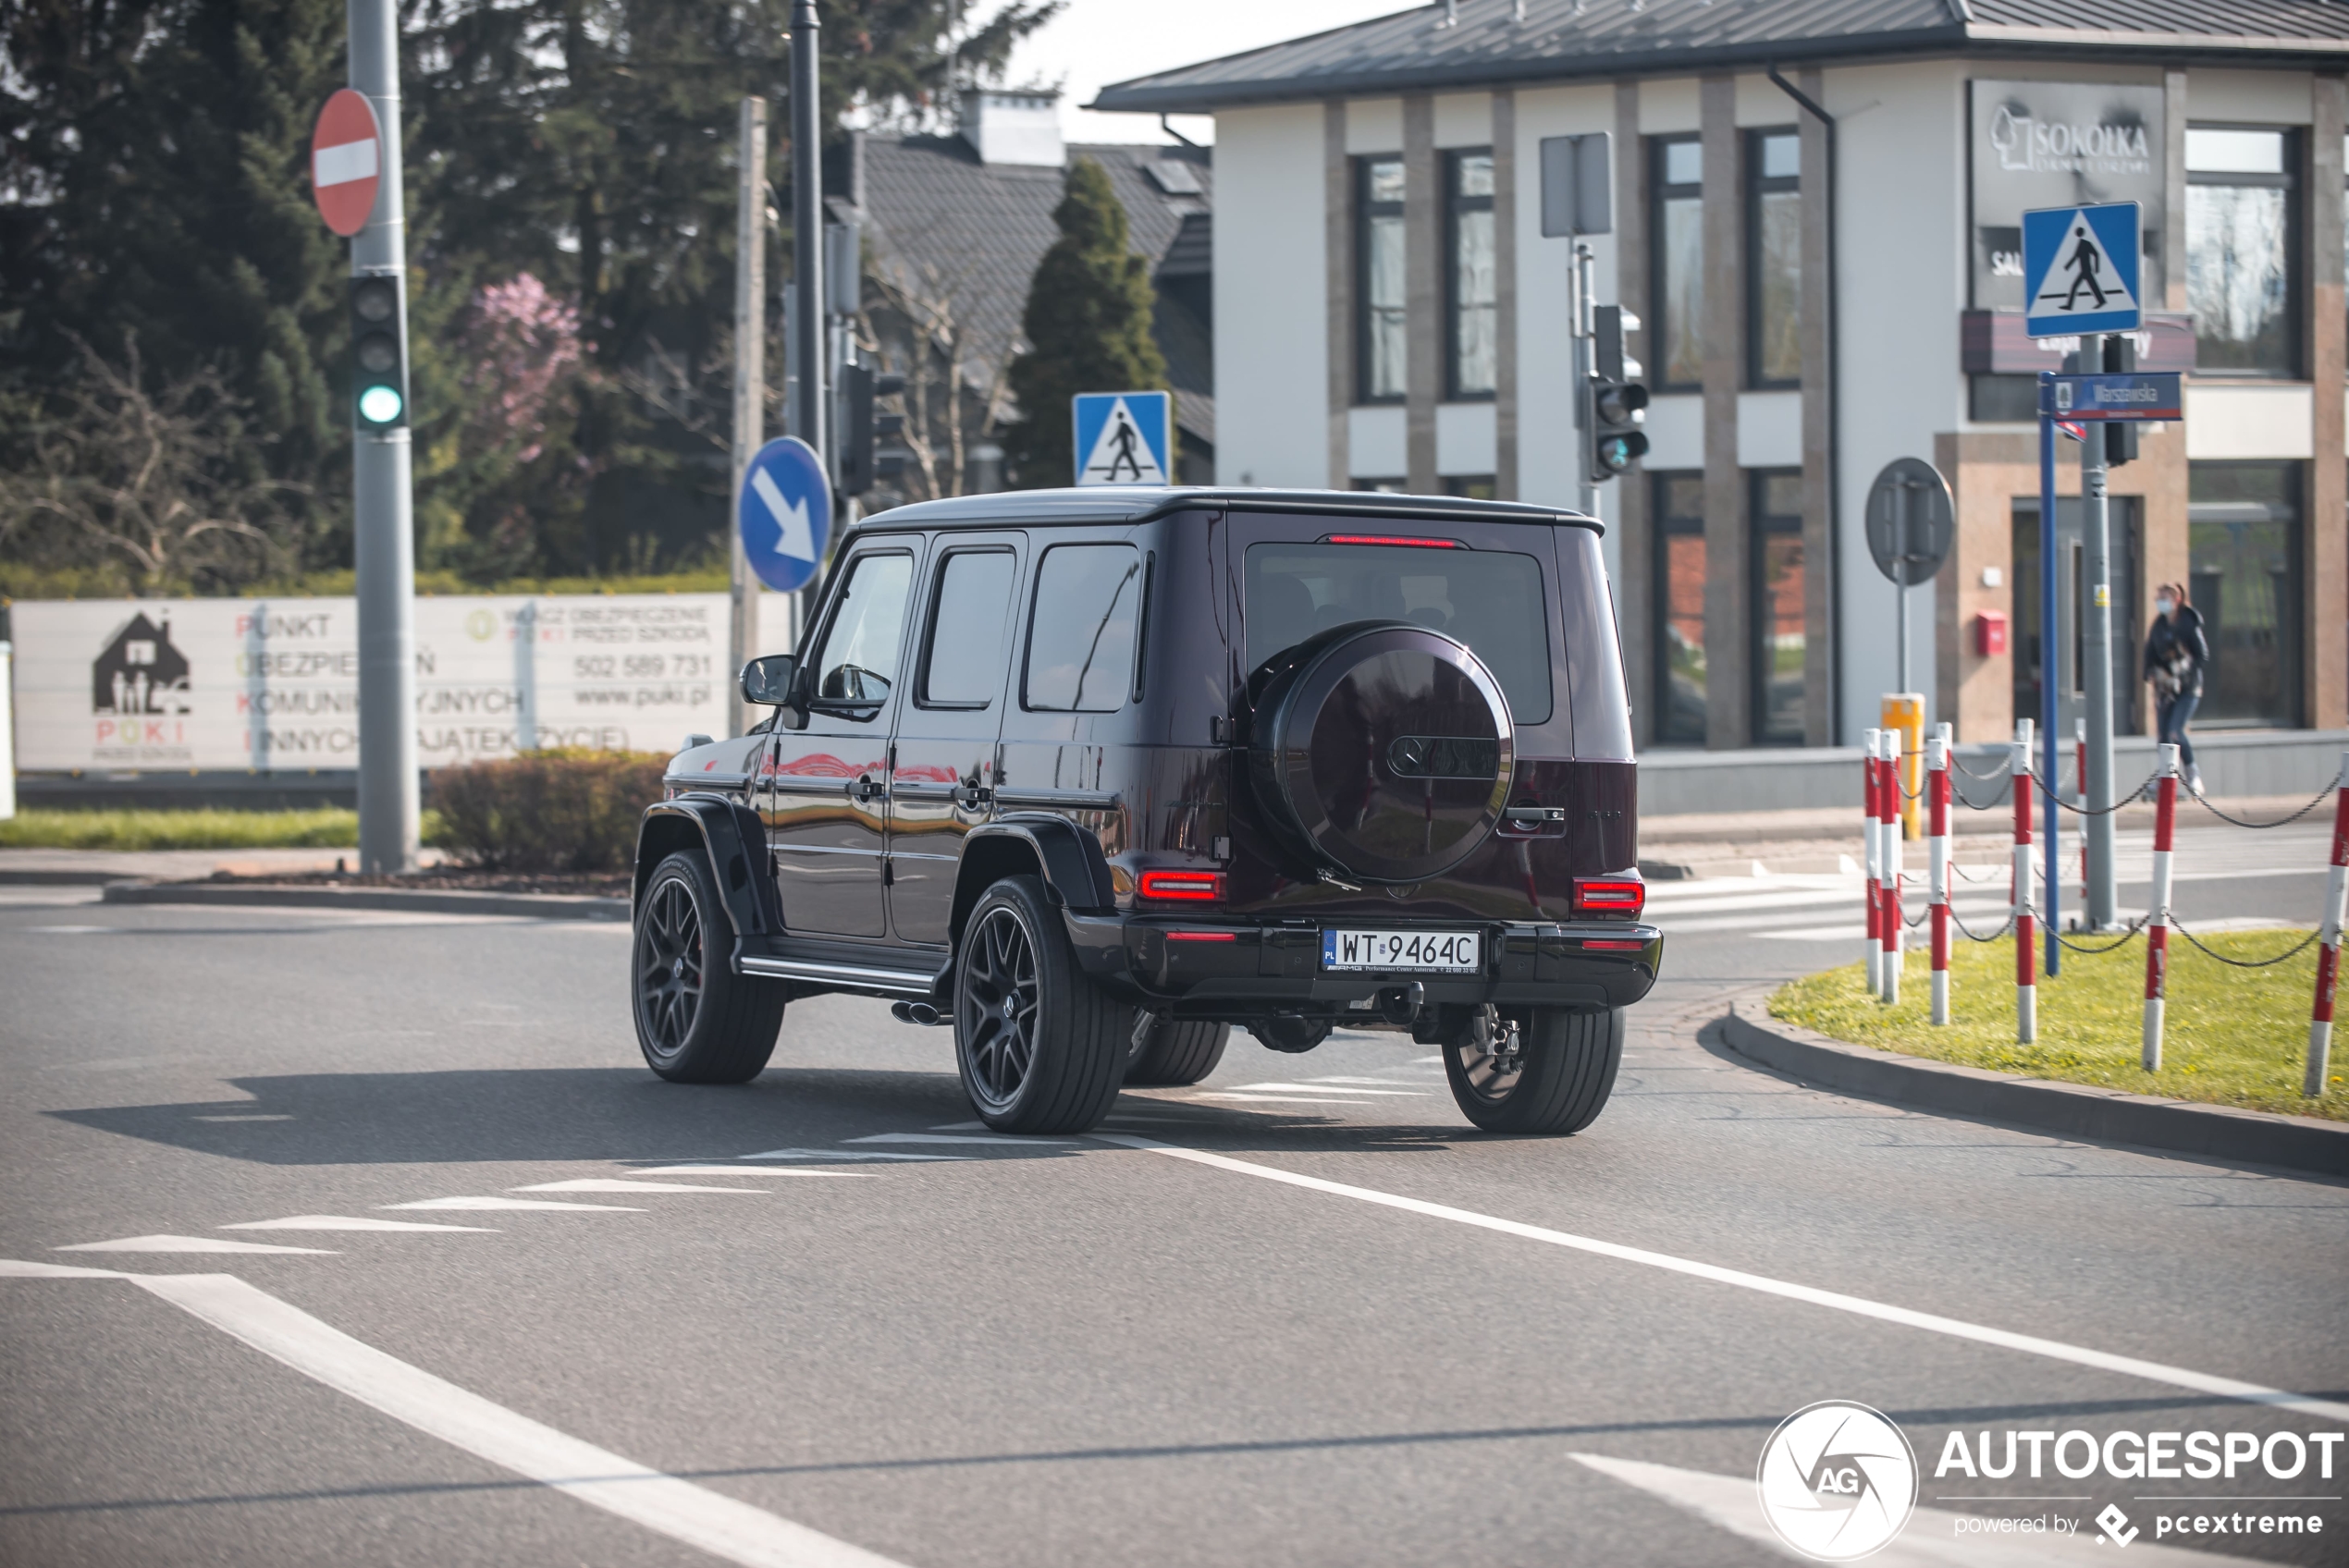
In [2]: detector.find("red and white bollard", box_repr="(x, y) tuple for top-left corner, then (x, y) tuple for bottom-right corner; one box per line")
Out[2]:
(2141, 743), (2179, 1071)
(2013, 718), (2036, 1044)
(1928, 723), (1952, 1025)
(2074, 717), (2088, 908)
(1863, 727), (1884, 998)
(2306, 752), (2349, 1097)
(1880, 729), (1903, 1006)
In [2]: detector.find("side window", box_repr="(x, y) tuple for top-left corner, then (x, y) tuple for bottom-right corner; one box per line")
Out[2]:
(810, 551), (914, 708)
(1025, 544), (1142, 712)
(920, 549), (1016, 707)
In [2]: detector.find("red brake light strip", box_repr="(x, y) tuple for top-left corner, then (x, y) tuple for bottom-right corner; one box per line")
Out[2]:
(1323, 533), (1467, 549)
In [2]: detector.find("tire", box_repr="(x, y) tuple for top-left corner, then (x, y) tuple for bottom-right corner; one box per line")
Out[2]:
(1127, 1020), (1229, 1087)
(1442, 1006), (1622, 1134)
(953, 875), (1130, 1133)
(632, 850), (785, 1084)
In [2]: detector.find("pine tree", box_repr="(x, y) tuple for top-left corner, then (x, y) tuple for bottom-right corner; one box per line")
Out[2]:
(1002, 158), (1168, 488)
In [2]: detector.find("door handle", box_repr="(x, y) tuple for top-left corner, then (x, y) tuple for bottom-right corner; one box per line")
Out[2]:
(953, 784), (994, 807)
(855, 776), (887, 802)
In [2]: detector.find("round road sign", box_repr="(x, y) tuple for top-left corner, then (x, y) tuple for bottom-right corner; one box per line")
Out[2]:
(311, 89), (383, 238)
(737, 437), (832, 593)
(1864, 458), (1955, 587)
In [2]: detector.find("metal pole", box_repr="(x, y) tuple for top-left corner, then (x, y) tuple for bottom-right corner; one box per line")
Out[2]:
(2141, 741), (2178, 1071)
(2079, 333), (2117, 930)
(350, 0), (418, 874)
(790, 0), (825, 464)
(2037, 376), (2060, 976)
(0, 640), (15, 821)
(1572, 242), (1596, 521)
(728, 97), (768, 740)
(1893, 482), (1910, 698)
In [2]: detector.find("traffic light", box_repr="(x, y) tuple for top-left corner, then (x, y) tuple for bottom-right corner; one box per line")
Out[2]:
(1584, 303), (1648, 484)
(838, 362), (906, 496)
(350, 273), (408, 430)
(2101, 333), (2138, 468)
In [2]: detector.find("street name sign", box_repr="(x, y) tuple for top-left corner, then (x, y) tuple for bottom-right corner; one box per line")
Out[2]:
(2022, 201), (2141, 337)
(1073, 392), (1170, 486)
(310, 89), (383, 238)
(2039, 372), (2183, 422)
(737, 436), (830, 593)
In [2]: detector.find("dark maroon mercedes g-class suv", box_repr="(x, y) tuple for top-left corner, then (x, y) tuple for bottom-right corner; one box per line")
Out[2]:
(631, 487), (1659, 1135)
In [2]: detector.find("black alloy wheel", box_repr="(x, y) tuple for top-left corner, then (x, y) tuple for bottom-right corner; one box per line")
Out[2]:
(958, 904), (1040, 1111)
(631, 850), (785, 1084)
(637, 874), (704, 1056)
(952, 876), (1128, 1133)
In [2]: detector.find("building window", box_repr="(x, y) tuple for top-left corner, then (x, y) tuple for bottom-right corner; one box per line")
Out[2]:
(1356, 156), (1407, 403)
(1747, 131), (1801, 388)
(1653, 472), (1706, 744)
(1750, 471), (1805, 744)
(2187, 462), (2303, 727)
(2185, 127), (2298, 377)
(1350, 477), (1407, 493)
(1445, 150), (1497, 400)
(1651, 137), (1703, 392)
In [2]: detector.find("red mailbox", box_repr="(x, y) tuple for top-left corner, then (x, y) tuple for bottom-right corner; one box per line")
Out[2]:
(1975, 609), (2009, 657)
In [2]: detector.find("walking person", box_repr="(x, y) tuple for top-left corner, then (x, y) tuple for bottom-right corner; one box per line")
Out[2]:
(2144, 582), (2208, 797)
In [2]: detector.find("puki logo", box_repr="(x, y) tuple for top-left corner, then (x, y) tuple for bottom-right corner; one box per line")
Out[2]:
(2097, 1503), (2140, 1548)
(1756, 1401), (1920, 1562)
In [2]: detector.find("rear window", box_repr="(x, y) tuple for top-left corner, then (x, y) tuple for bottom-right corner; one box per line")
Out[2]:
(1244, 541), (1552, 723)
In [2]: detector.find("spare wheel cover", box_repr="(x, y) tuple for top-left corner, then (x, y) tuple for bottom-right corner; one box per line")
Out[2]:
(1259, 620), (1513, 884)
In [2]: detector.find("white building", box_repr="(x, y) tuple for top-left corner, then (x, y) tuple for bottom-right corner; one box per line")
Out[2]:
(1096, 0), (2345, 778)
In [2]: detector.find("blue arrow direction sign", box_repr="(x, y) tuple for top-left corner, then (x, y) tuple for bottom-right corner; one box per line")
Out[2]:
(737, 436), (830, 593)
(2039, 372), (2183, 422)
(1073, 391), (1171, 486)
(2023, 202), (2141, 337)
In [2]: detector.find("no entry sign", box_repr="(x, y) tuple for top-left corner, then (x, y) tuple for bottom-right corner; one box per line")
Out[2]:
(311, 89), (382, 238)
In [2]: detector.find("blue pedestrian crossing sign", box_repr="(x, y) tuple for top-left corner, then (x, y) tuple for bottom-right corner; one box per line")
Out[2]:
(1073, 391), (1171, 486)
(2023, 202), (2141, 337)
(736, 436), (830, 593)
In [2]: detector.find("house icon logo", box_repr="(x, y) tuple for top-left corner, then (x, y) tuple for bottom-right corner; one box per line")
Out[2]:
(92, 611), (193, 716)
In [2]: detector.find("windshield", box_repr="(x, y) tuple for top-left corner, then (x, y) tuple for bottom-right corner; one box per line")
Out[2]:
(1244, 542), (1551, 723)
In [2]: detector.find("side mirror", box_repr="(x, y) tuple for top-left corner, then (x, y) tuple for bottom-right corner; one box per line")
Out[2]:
(740, 654), (798, 706)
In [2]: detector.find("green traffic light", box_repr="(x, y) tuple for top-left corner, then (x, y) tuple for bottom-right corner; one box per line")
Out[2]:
(358, 385), (404, 424)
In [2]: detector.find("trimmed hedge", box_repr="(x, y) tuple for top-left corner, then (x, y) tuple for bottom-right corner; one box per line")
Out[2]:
(431, 749), (669, 873)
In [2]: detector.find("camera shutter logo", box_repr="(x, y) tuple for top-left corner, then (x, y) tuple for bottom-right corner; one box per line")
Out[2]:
(1755, 1401), (1918, 1561)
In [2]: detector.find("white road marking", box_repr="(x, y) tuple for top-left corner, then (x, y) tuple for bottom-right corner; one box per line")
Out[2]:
(1189, 1094), (1384, 1106)
(98, 1271), (907, 1568)
(929, 1121), (986, 1131)
(194, 1114), (293, 1121)
(511, 1179), (768, 1194)
(55, 1234), (337, 1255)
(844, 1133), (1071, 1146)
(737, 1148), (966, 1163)
(628, 1165), (879, 1180)
(223, 1216), (498, 1232)
(1093, 1134), (2349, 1424)
(383, 1196), (646, 1212)
(1571, 1452), (2240, 1566)
(1753, 925), (1869, 942)
(1309, 1076), (1436, 1085)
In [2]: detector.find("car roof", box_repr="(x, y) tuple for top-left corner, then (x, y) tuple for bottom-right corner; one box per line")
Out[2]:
(852, 485), (1602, 536)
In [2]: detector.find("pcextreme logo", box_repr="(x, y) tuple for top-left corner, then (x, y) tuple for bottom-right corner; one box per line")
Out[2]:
(1756, 1401), (1920, 1562)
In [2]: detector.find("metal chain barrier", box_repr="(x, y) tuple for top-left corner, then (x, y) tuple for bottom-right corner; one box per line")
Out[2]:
(1950, 752), (2014, 783)
(2169, 913), (2323, 969)
(2034, 773), (2160, 816)
(1949, 907), (2015, 943)
(2052, 914), (2146, 955)
(1949, 861), (2006, 884)
(1951, 779), (2011, 812)
(2187, 774), (2344, 831)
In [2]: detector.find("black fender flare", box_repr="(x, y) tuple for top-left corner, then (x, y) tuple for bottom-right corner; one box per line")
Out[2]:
(948, 813), (1115, 949)
(633, 794), (780, 940)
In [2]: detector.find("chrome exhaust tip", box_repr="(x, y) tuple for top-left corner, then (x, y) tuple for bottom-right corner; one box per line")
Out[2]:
(891, 1000), (945, 1027)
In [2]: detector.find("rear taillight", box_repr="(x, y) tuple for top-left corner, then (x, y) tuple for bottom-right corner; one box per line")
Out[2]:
(1138, 869), (1224, 903)
(1571, 877), (1645, 918)
(1322, 533), (1467, 549)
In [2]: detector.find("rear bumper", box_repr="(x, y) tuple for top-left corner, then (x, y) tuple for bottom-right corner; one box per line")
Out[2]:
(1061, 912), (1661, 1017)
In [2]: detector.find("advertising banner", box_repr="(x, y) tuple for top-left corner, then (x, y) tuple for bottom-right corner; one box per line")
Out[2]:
(8, 594), (790, 773)
(1969, 80), (2166, 313)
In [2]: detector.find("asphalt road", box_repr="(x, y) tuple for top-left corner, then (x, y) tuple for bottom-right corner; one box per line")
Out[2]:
(2, 821), (2343, 1568)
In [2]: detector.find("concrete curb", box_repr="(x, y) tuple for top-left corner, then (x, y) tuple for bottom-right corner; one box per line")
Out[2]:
(0, 869), (134, 886)
(1716, 1008), (2349, 1180)
(101, 882), (630, 922)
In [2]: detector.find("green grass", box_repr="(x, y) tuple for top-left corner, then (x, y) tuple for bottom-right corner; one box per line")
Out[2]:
(1770, 930), (2343, 1121)
(0, 807), (449, 851)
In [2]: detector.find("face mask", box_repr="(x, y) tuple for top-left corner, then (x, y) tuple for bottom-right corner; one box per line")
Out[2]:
(2155, 597), (2176, 615)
